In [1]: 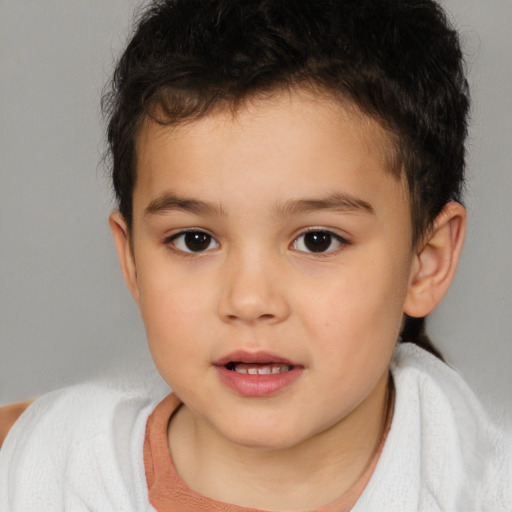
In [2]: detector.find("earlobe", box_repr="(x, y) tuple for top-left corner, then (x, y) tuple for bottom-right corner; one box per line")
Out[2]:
(109, 211), (140, 304)
(404, 202), (466, 318)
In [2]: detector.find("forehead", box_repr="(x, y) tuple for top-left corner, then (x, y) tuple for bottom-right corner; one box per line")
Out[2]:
(133, 89), (408, 222)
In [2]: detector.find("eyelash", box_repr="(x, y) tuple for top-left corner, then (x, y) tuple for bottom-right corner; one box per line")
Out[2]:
(164, 229), (219, 254)
(163, 228), (350, 255)
(291, 229), (350, 255)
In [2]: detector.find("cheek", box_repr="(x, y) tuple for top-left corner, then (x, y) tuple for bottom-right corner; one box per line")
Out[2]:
(301, 253), (408, 356)
(136, 268), (211, 365)
(302, 266), (404, 410)
(141, 293), (210, 394)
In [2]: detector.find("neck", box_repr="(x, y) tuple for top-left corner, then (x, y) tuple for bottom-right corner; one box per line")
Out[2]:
(168, 373), (393, 510)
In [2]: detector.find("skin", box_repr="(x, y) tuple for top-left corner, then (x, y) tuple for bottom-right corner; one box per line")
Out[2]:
(110, 89), (466, 510)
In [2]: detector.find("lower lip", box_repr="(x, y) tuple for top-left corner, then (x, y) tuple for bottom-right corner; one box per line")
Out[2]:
(215, 366), (303, 397)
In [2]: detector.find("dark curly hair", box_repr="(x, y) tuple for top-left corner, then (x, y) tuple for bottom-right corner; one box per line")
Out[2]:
(103, 0), (470, 359)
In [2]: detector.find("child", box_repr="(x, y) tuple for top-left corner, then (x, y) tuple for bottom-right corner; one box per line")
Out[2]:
(1, 0), (511, 510)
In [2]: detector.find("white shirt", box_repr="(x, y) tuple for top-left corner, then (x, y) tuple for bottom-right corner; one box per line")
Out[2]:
(1, 343), (511, 511)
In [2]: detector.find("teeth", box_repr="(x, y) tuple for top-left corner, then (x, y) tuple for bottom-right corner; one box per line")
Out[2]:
(232, 363), (292, 375)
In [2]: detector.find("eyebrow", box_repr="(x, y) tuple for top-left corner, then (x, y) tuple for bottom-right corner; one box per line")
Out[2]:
(144, 191), (374, 218)
(275, 193), (375, 216)
(144, 193), (224, 217)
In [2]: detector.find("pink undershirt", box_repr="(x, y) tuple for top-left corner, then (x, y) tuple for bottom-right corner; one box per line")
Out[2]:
(143, 393), (392, 512)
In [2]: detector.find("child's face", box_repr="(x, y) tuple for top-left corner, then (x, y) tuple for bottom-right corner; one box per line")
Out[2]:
(119, 90), (418, 450)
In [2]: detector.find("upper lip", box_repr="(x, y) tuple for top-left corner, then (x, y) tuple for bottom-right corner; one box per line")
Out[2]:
(213, 350), (299, 367)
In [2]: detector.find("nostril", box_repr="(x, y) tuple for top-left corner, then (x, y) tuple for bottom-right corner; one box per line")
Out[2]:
(217, 288), (290, 325)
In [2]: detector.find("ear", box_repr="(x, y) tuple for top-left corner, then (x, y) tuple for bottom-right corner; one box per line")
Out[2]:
(404, 202), (466, 318)
(109, 211), (140, 305)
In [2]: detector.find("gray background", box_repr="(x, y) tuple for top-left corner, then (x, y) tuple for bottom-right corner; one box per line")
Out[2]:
(1, 0), (511, 411)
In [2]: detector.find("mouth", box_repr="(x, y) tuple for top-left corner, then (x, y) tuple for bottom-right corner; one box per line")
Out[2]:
(214, 351), (302, 397)
(214, 350), (298, 372)
(224, 362), (293, 375)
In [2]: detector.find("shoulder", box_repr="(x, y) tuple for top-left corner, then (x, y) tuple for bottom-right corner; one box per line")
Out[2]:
(0, 400), (34, 448)
(383, 343), (512, 510)
(391, 342), (507, 437)
(0, 381), (163, 511)
(1, 382), (153, 450)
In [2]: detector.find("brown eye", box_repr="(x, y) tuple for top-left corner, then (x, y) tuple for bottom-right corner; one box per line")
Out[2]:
(293, 230), (346, 253)
(170, 231), (219, 253)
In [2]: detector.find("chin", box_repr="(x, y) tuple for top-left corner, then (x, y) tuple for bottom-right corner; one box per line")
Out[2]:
(227, 432), (300, 452)
(214, 416), (313, 452)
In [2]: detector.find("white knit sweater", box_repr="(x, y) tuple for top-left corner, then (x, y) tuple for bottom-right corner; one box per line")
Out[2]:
(1, 343), (511, 511)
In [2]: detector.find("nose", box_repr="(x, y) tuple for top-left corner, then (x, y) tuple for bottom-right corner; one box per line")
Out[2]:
(217, 250), (291, 325)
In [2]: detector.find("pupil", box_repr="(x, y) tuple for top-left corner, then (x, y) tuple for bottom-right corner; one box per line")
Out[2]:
(185, 232), (211, 251)
(304, 231), (331, 252)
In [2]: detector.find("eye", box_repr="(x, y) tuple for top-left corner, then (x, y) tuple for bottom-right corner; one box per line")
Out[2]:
(167, 231), (219, 253)
(292, 230), (347, 254)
